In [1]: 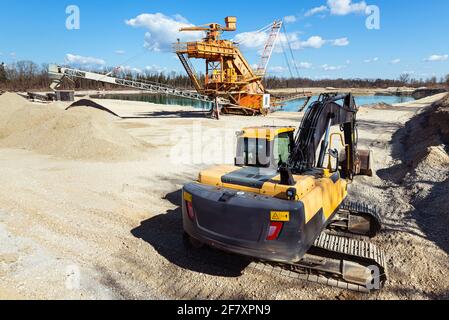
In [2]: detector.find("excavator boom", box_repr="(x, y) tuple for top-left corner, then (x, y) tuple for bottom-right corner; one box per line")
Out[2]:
(289, 93), (372, 178)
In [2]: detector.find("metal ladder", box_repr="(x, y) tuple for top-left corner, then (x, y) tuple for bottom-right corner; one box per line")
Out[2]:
(176, 53), (203, 92)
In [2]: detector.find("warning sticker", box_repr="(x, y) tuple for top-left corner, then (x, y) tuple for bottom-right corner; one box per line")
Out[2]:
(270, 211), (290, 222)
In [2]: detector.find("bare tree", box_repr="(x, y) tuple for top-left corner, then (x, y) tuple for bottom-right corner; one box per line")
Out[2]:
(446, 74), (449, 88)
(399, 73), (410, 85)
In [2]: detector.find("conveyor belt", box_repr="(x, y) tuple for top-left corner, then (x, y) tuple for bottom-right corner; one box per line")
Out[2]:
(48, 64), (228, 104)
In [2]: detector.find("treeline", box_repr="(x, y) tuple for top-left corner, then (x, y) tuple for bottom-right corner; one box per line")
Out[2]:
(1, 60), (448, 92)
(0, 61), (196, 91)
(264, 74), (449, 89)
(0, 61), (50, 91)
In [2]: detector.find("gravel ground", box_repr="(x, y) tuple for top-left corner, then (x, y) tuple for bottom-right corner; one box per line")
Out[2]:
(0, 93), (447, 300)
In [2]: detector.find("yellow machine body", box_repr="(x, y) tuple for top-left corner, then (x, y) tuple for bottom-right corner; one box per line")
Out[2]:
(197, 126), (349, 224)
(198, 165), (348, 224)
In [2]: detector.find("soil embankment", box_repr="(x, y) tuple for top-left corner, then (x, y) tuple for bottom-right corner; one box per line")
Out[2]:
(412, 88), (447, 100)
(380, 94), (449, 255)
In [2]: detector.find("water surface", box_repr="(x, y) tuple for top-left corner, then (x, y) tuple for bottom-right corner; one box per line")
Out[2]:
(94, 93), (415, 112)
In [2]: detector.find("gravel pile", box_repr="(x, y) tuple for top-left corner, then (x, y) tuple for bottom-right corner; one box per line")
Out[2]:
(0, 93), (148, 161)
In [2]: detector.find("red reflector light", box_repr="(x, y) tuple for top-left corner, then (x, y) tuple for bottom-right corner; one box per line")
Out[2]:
(267, 222), (283, 241)
(186, 201), (195, 220)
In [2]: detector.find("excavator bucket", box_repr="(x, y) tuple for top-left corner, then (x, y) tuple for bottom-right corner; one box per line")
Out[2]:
(356, 149), (374, 177)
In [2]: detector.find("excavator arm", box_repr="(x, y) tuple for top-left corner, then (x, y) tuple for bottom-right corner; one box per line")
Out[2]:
(289, 93), (372, 179)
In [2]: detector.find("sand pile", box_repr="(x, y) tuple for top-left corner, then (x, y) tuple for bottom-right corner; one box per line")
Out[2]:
(430, 94), (449, 139)
(404, 143), (449, 241)
(421, 145), (449, 167)
(395, 96), (449, 235)
(411, 145), (449, 186)
(442, 93), (449, 105)
(370, 102), (392, 109)
(0, 93), (148, 161)
(396, 95), (449, 168)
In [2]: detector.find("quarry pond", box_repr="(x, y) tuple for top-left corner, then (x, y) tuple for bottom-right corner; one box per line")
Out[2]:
(93, 93), (415, 111)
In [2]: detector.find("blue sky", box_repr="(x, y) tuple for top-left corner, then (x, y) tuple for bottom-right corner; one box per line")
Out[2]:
(0, 0), (448, 80)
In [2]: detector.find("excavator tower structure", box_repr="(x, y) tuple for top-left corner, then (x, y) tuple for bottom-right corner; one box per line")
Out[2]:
(174, 17), (272, 115)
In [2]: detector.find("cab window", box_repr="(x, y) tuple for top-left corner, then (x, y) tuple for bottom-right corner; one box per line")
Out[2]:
(236, 138), (271, 167)
(273, 132), (292, 166)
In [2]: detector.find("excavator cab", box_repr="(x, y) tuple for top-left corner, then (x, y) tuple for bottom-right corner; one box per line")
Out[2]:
(234, 127), (295, 169)
(232, 121), (370, 181)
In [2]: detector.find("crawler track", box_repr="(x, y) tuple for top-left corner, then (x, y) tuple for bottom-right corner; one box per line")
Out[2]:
(328, 200), (383, 238)
(247, 232), (388, 293)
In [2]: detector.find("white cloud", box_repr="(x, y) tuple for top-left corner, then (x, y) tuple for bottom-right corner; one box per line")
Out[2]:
(327, 0), (367, 16)
(268, 66), (288, 73)
(300, 36), (326, 49)
(115, 65), (146, 74)
(305, 5), (329, 17)
(172, 14), (189, 24)
(235, 31), (270, 49)
(115, 50), (126, 55)
(331, 37), (350, 46)
(390, 58), (401, 64)
(236, 29), (347, 52)
(284, 15), (297, 23)
(235, 30), (300, 52)
(322, 64), (344, 71)
(65, 54), (105, 67)
(425, 54), (448, 62)
(295, 61), (313, 69)
(125, 13), (204, 52)
(278, 33), (302, 50)
(346, 60), (351, 64)
(298, 36), (349, 49)
(118, 65), (172, 74)
(364, 57), (379, 63)
(268, 63), (311, 74)
(145, 64), (168, 73)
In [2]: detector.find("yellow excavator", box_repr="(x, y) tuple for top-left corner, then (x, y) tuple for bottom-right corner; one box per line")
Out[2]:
(182, 93), (387, 291)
